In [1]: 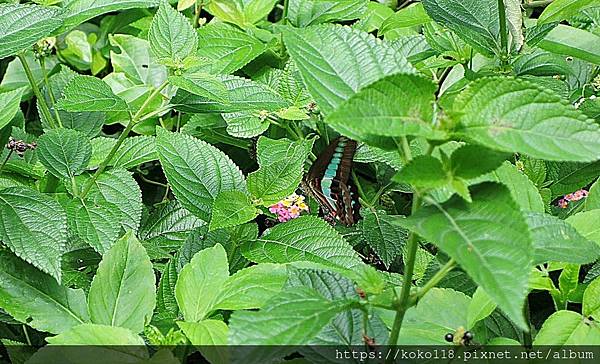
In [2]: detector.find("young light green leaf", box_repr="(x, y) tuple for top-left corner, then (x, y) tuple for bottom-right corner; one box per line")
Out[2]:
(394, 182), (532, 329)
(526, 212), (599, 265)
(282, 24), (414, 115)
(583, 277), (600, 320)
(88, 231), (156, 333)
(89, 136), (157, 170)
(533, 310), (600, 345)
(380, 3), (431, 36)
(178, 320), (228, 364)
(56, 75), (129, 112)
(156, 128), (247, 222)
(209, 191), (258, 231)
(175, 244), (229, 322)
(46, 323), (146, 345)
(211, 263), (287, 311)
(66, 198), (122, 254)
(149, 0), (198, 63)
(326, 74), (444, 141)
(538, 0), (596, 24)
(168, 73), (228, 103)
(360, 210), (408, 268)
(206, 0), (277, 26)
(566, 210), (600, 247)
(0, 4), (63, 59)
(287, 0), (368, 27)
(241, 216), (363, 271)
(0, 88), (24, 129)
(157, 258), (178, 319)
(484, 162), (545, 213)
(454, 77), (600, 162)
(172, 75), (288, 113)
(0, 187), (66, 282)
(467, 288), (497, 329)
(109, 34), (168, 87)
(586, 178), (600, 211)
(223, 111), (270, 138)
(196, 22), (267, 74)
(0, 251), (88, 334)
(37, 128), (92, 180)
(538, 25), (600, 65)
(59, 0), (159, 33)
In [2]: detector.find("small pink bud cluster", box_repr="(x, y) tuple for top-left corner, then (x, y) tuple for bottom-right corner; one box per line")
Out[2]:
(269, 193), (309, 222)
(558, 189), (588, 209)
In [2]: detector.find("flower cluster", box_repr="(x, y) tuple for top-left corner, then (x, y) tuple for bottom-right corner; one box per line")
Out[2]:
(558, 189), (588, 209)
(269, 193), (309, 222)
(6, 137), (37, 157)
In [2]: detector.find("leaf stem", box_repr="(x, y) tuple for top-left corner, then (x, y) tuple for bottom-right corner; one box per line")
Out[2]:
(352, 170), (371, 208)
(39, 57), (63, 127)
(282, 0), (289, 24)
(18, 53), (56, 128)
(497, 0), (509, 65)
(386, 194), (421, 350)
(414, 258), (456, 301)
(70, 176), (79, 198)
(79, 80), (169, 199)
(193, 2), (203, 28)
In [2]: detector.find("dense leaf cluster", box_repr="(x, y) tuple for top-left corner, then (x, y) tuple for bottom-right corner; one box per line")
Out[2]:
(0, 0), (599, 361)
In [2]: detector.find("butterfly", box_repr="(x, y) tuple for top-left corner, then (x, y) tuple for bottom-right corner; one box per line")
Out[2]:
(302, 136), (361, 226)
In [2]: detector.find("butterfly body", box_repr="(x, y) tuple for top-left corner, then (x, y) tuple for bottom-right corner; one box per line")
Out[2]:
(303, 137), (360, 226)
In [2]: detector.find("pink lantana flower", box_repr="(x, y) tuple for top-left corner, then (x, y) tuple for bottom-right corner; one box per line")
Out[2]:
(269, 193), (309, 222)
(558, 189), (589, 208)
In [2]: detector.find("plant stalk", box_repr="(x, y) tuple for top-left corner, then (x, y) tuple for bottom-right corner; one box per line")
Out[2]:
(0, 150), (14, 175)
(18, 53), (56, 128)
(414, 259), (456, 301)
(282, 0), (289, 24)
(39, 57), (62, 127)
(497, 0), (509, 66)
(523, 0), (553, 8)
(79, 80), (169, 199)
(193, 2), (203, 28)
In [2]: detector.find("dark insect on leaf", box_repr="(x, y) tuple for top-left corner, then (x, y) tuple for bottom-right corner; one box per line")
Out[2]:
(302, 136), (360, 226)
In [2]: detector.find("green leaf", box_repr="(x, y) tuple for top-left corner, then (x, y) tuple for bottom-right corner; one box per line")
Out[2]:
(538, 0), (596, 24)
(37, 128), (92, 180)
(0, 4), (63, 59)
(394, 182), (531, 329)
(176, 244), (229, 322)
(156, 128), (247, 222)
(360, 210), (408, 268)
(206, 0), (277, 26)
(527, 212), (599, 265)
(89, 136), (157, 170)
(451, 145), (510, 179)
(583, 277), (600, 320)
(287, 0), (368, 27)
(512, 49), (575, 77)
(223, 111), (270, 138)
(139, 201), (204, 254)
(59, 0), (159, 33)
(454, 77), (600, 162)
(88, 231), (156, 333)
(533, 310), (600, 345)
(0, 251), (88, 334)
(485, 162), (544, 213)
(211, 263), (287, 311)
(566, 210), (600, 247)
(0, 88), (24, 130)
(75, 169), (143, 232)
(0, 52), (58, 97)
(539, 25), (600, 65)
(157, 258), (179, 319)
(172, 75), (288, 113)
(148, 0), (198, 63)
(247, 158), (304, 205)
(380, 3), (431, 36)
(56, 75), (129, 112)
(282, 24), (414, 115)
(196, 22), (267, 74)
(228, 286), (356, 347)
(422, 0), (502, 57)
(209, 191), (258, 231)
(395, 155), (448, 190)
(466, 288), (496, 329)
(46, 323), (146, 345)
(241, 216), (364, 271)
(108, 34), (168, 87)
(586, 178), (600, 211)
(168, 73), (228, 103)
(0, 187), (66, 282)
(178, 320), (228, 364)
(392, 288), (470, 344)
(66, 198), (122, 254)
(326, 74), (444, 142)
